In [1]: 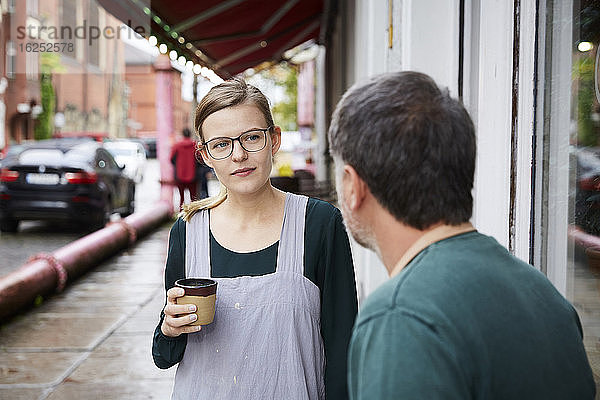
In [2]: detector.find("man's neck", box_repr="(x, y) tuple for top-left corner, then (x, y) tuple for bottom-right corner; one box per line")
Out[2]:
(371, 210), (440, 275)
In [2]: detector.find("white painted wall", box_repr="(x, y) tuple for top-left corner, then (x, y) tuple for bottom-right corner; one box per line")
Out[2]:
(513, 0), (537, 263)
(460, 0), (537, 264)
(340, 0), (558, 300)
(400, 0), (460, 94)
(347, 0), (393, 301)
(347, 0), (467, 301)
(542, 0), (573, 296)
(352, 0), (388, 82)
(468, 0), (514, 249)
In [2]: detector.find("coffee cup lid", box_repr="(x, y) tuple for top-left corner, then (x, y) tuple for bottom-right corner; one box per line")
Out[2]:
(175, 278), (216, 288)
(175, 278), (217, 296)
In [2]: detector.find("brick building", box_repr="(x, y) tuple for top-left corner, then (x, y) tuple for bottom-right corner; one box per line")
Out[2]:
(0, 0), (129, 151)
(124, 43), (192, 140)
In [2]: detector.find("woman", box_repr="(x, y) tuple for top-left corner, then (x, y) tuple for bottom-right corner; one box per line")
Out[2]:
(152, 78), (358, 400)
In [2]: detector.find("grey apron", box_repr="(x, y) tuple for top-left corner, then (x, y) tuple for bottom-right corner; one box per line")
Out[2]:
(172, 193), (325, 400)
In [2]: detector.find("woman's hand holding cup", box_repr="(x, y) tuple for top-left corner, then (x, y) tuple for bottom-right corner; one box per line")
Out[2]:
(161, 287), (202, 337)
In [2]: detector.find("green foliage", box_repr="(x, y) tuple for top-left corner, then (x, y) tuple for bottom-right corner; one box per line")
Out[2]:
(574, 54), (598, 147)
(34, 73), (55, 140)
(262, 63), (298, 131)
(40, 52), (65, 74)
(34, 54), (62, 141)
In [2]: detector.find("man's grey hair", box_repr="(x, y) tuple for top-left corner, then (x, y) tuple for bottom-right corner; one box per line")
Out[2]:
(328, 71), (476, 230)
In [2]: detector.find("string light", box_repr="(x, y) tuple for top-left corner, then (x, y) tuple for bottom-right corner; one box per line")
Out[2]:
(141, 10), (223, 84)
(578, 42), (593, 52)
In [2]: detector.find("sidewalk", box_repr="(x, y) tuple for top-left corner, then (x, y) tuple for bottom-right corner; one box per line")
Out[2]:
(0, 221), (176, 399)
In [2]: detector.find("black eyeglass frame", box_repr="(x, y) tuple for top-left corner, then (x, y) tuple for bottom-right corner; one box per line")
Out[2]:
(201, 126), (273, 160)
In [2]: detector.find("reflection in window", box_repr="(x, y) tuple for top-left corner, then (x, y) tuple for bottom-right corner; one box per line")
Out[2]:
(567, 0), (600, 388)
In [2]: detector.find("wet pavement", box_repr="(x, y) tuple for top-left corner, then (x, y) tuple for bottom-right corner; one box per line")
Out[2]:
(0, 221), (176, 399)
(3, 157), (600, 399)
(0, 222), (84, 277)
(0, 159), (163, 276)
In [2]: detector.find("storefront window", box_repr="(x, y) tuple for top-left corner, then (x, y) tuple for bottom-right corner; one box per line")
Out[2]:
(562, 0), (600, 385)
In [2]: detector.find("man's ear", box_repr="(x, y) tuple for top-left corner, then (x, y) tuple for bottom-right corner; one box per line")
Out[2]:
(270, 126), (282, 155)
(342, 164), (368, 211)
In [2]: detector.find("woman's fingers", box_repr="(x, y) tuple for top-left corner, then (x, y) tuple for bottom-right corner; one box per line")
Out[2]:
(179, 324), (202, 334)
(164, 303), (196, 317)
(168, 313), (199, 327)
(166, 287), (185, 304)
(161, 313), (202, 337)
(161, 286), (202, 337)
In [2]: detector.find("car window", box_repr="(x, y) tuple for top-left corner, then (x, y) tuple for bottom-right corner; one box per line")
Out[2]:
(6, 145), (24, 157)
(19, 149), (64, 164)
(17, 146), (95, 165)
(104, 142), (144, 157)
(64, 148), (94, 164)
(106, 147), (136, 157)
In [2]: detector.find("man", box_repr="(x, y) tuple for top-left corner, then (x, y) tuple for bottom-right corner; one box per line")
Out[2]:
(171, 128), (198, 207)
(328, 71), (595, 399)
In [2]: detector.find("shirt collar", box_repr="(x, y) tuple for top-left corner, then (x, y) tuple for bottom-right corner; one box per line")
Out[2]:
(390, 222), (476, 278)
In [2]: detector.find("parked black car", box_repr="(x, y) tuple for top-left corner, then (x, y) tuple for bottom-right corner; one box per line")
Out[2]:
(0, 138), (135, 232)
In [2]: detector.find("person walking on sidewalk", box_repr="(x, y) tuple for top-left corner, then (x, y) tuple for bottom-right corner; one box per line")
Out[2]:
(170, 128), (198, 208)
(153, 78), (358, 400)
(328, 71), (596, 400)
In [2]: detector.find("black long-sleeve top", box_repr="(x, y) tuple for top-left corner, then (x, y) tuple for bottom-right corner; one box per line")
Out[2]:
(152, 198), (358, 400)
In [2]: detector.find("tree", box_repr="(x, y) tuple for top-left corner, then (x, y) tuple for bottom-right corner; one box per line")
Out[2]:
(247, 62), (298, 131)
(270, 63), (298, 131)
(574, 53), (598, 147)
(34, 53), (63, 140)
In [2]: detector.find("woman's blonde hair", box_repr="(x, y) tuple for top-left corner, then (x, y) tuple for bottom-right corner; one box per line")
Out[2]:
(180, 77), (274, 222)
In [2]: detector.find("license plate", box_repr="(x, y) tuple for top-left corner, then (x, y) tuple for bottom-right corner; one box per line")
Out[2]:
(26, 173), (60, 185)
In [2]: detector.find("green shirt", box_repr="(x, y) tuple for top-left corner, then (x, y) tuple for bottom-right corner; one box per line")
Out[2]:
(153, 198), (358, 400)
(349, 231), (595, 400)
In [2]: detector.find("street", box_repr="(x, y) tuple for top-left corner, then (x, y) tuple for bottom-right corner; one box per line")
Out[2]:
(0, 159), (177, 399)
(1, 158), (600, 399)
(0, 159), (163, 276)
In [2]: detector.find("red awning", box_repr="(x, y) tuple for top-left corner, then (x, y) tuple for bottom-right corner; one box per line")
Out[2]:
(97, 0), (335, 78)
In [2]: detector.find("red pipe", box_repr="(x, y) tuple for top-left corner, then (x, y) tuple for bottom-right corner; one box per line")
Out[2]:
(0, 200), (174, 322)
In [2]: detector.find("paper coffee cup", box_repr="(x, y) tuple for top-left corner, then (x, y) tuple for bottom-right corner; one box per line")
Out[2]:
(175, 278), (217, 326)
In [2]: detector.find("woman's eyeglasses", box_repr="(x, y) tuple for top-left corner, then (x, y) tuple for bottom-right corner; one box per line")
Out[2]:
(202, 127), (272, 160)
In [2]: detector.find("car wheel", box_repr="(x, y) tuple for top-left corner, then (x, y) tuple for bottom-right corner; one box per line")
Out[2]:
(91, 199), (111, 231)
(121, 185), (135, 217)
(135, 169), (142, 184)
(0, 218), (19, 233)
